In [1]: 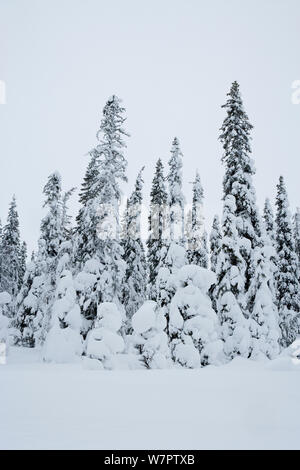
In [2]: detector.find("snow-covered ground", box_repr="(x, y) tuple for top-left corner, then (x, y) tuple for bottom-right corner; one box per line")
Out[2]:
(0, 347), (300, 450)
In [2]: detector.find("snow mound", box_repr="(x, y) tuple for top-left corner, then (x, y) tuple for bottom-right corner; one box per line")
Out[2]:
(267, 338), (300, 371)
(86, 302), (125, 369)
(43, 318), (83, 363)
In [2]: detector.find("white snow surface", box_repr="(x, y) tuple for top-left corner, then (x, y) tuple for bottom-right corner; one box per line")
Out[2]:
(0, 347), (300, 450)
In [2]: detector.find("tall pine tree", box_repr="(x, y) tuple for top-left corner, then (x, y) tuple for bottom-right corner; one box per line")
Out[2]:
(219, 81), (261, 299)
(263, 198), (276, 246)
(121, 168), (147, 330)
(147, 159), (168, 300)
(168, 137), (185, 243)
(293, 207), (300, 277)
(210, 215), (222, 273)
(215, 82), (263, 358)
(1, 196), (21, 299)
(0, 219), (2, 291)
(15, 172), (63, 346)
(75, 95), (128, 326)
(18, 241), (27, 290)
(275, 176), (300, 346)
(216, 81), (261, 324)
(215, 195), (251, 358)
(187, 171), (208, 267)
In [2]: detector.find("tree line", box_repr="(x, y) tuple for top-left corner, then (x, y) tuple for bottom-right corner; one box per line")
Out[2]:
(0, 83), (299, 368)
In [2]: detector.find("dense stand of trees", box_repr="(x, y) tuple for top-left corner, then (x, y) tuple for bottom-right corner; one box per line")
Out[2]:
(1, 85), (299, 368)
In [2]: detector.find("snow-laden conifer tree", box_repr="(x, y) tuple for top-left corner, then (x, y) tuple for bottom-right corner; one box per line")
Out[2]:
(247, 228), (280, 359)
(169, 265), (223, 368)
(121, 168), (147, 331)
(168, 137), (185, 243)
(275, 176), (300, 346)
(0, 220), (3, 291)
(85, 302), (125, 369)
(187, 172), (208, 268)
(0, 196), (21, 300)
(293, 207), (300, 283)
(209, 214), (222, 312)
(43, 240), (83, 363)
(130, 300), (171, 369)
(38, 172), (63, 342)
(18, 241), (27, 290)
(155, 243), (186, 337)
(78, 152), (99, 206)
(210, 215), (222, 273)
(219, 81), (261, 312)
(75, 96), (128, 326)
(14, 242), (47, 347)
(263, 198), (276, 246)
(215, 195), (251, 359)
(147, 159), (168, 300)
(61, 188), (76, 241)
(156, 138), (188, 316)
(184, 209), (192, 247)
(15, 172), (63, 346)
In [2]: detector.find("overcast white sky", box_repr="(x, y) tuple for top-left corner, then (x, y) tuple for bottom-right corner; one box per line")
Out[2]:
(0, 0), (300, 252)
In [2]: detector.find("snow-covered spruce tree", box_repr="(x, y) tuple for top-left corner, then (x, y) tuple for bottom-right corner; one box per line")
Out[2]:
(43, 239), (83, 363)
(147, 158), (169, 300)
(75, 96), (128, 328)
(169, 265), (223, 368)
(215, 195), (251, 359)
(121, 168), (147, 331)
(0, 196), (21, 300)
(214, 81), (265, 359)
(184, 209), (192, 247)
(275, 176), (300, 346)
(14, 241), (47, 347)
(130, 300), (171, 369)
(155, 138), (188, 325)
(247, 227), (280, 359)
(219, 81), (261, 312)
(168, 137), (185, 244)
(15, 172), (63, 346)
(75, 151), (100, 267)
(38, 171), (63, 342)
(187, 171), (208, 268)
(293, 207), (300, 280)
(61, 188), (76, 241)
(263, 198), (276, 246)
(0, 219), (2, 291)
(18, 241), (27, 290)
(210, 215), (222, 273)
(85, 302), (125, 369)
(78, 151), (99, 207)
(209, 214), (222, 313)
(155, 243), (186, 337)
